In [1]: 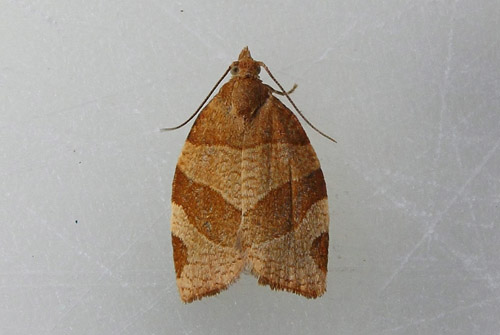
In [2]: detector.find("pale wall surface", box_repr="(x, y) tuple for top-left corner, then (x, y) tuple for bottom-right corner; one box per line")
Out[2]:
(1, 1), (499, 334)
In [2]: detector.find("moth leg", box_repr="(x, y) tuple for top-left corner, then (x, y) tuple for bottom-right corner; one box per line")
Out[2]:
(270, 83), (298, 96)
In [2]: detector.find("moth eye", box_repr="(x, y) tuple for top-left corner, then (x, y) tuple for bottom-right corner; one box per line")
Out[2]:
(230, 66), (239, 75)
(256, 66), (261, 74)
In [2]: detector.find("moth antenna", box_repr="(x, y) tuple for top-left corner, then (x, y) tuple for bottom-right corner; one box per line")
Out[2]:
(258, 61), (337, 143)
(160, 65), (232, 131)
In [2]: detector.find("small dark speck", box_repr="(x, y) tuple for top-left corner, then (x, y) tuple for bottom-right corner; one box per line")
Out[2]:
(79, 161), (82, 164)
(75, 220), (78, 224)
(180, 9), (184, 12)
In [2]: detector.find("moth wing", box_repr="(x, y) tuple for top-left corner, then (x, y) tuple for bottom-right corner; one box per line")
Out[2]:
(241, 95), (329, 298)
(171, 91), (245, 302)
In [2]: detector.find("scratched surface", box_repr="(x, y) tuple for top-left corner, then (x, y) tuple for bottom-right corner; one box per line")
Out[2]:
(1, 1), (499, 334)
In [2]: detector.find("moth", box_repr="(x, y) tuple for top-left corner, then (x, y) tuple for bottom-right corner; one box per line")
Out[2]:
(164, 47), (333, 302)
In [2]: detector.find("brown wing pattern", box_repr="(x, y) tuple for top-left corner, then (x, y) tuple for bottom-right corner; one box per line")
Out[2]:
(241, 96), (329, 298)
(171, 92), (246, 302)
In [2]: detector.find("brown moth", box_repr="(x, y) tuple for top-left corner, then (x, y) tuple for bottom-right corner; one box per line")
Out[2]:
(168, 47), (331, 302)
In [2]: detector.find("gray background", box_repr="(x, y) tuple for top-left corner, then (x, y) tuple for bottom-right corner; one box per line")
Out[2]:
(1, 1), (499, 334)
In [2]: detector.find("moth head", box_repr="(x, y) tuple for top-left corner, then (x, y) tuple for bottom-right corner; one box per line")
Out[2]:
(230, 47), (261, 78)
